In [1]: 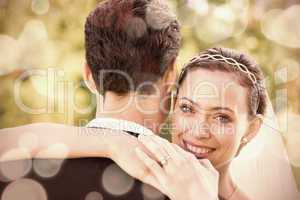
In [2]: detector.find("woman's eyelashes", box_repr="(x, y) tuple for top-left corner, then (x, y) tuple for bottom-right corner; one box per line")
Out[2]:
(179, 103), (195, 114)
(213, 114), (233, 124)
(178, 102), (234, 124)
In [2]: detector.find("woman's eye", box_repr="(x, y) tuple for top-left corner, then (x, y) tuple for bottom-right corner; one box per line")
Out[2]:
(215, 115), (231, 124)
(180, 104), (194, 113)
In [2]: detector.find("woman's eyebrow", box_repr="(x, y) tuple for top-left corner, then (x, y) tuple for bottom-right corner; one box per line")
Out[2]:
(179, 97), (199, 106)
(209, 107), (234, 114)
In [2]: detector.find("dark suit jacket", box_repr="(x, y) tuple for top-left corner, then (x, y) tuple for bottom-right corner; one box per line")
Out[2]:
(0, 158), (168, 200)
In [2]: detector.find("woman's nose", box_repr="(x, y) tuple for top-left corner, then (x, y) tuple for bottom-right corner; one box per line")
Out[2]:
(188, 121), (211, 139)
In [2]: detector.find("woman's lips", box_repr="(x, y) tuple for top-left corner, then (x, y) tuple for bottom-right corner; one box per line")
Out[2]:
(182, 140), (216, 159)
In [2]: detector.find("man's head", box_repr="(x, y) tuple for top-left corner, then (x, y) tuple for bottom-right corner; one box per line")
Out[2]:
(83, 0), (181, 130)
(84, 0), (181, 96)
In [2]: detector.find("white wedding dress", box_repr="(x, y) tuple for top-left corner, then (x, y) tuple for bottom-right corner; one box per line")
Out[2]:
(231, 96), (300, 200)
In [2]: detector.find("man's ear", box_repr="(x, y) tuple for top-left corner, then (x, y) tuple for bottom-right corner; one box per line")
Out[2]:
(236, 115), (263, 156)
(83, 63), (98, 94)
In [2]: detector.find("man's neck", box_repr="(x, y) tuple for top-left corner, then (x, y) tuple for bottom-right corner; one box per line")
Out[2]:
(95, 92), (165, 134)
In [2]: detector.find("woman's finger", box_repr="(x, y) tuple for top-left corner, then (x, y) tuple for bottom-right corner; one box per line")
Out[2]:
(173, 146), (217, 176)
(199, 159), (213, 170)
(150, 136), (185, 166)
(134, 147), (167, 186)
(138, 135), (170, 165)
(199, 159), (219, 176)
(172, 144), (197, 161)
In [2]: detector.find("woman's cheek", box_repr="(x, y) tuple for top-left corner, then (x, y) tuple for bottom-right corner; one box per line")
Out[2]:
(213, 134), (239, 167)
(172, 115), (193, 143)
(171, 115), (183, 143)
(210, 122), (236, 136)
(174, 115), (190, 132)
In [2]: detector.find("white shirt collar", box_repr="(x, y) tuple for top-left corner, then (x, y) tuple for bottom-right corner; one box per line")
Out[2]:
(86, 117), (154, 136)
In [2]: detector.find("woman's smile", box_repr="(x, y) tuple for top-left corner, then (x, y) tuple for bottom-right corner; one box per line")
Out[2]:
(181, 139), (216, 159)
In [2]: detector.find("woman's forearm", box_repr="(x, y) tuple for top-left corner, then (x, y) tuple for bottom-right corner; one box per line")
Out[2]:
(0, 123), (119, 161)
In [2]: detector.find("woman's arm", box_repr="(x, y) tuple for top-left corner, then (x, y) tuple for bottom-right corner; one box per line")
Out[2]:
(0, 123), (160, 189)
(0, 123), (119, 160)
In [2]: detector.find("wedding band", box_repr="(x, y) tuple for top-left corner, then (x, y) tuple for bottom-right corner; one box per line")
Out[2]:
(242, 137), (249, 144)
(160, 155), (171, 166)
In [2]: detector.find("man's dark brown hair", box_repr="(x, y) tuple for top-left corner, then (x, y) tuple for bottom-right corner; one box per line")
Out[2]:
(85, 0), (181, 95)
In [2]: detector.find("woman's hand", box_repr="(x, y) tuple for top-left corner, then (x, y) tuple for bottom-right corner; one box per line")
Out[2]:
(135, 134), (219, 200)
(108, 133), (160, 189)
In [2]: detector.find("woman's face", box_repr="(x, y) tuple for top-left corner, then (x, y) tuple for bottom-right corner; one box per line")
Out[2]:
(172, 68), (251, 168)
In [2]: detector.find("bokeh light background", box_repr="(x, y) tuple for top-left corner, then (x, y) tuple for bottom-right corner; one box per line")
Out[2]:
(0, 0), (300, 190)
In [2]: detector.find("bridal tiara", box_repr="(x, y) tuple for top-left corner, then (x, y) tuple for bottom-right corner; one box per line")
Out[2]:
(192, 54), (257, 84)
(178, 49), (258, 85)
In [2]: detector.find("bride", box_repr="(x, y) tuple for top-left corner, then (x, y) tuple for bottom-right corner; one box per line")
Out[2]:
(135, 47), (266, 200)
(0, 48), (298, 199)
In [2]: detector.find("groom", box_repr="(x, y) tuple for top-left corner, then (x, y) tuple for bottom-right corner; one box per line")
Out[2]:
(1, 0), (180, 199)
